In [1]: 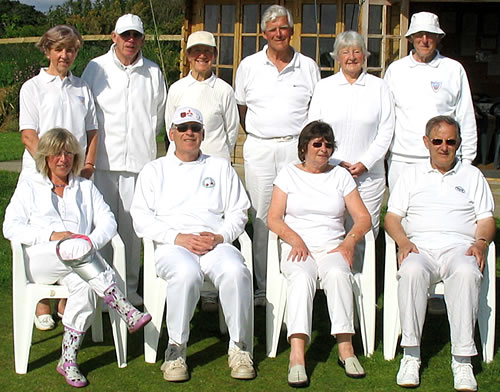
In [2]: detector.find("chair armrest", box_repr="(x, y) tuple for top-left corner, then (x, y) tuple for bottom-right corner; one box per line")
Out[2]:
(143, 238), (157, 283)
(110, 234), (126, 293)
(11, 242), (28, 292)
(237, 230), (253, 275)
(384, 232), (398, 278)
(267, 231), (282, 280)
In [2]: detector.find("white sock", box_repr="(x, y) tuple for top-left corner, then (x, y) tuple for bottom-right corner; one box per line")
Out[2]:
(452, 355), (471, 364)
(403, 346), (420, 359)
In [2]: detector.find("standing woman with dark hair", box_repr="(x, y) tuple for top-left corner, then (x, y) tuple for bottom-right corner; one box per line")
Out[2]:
(18, 25), (99, 330)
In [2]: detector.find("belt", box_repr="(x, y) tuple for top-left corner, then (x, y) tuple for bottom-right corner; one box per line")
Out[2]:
(249, 134), (298, 142)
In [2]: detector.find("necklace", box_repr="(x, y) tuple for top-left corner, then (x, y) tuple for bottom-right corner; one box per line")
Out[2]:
(52, 183), (66, 188)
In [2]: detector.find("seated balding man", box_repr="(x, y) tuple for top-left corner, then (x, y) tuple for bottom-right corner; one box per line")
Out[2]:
(131, 107), (255, 382)
(385, 115), (495, 392)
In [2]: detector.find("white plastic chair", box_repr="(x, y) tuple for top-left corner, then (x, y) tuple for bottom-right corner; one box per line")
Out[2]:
(383, 232), (496, 363)
(12, 234), (128, 374)
(266, 230), (376, 358)
(143, 231), (254, 363)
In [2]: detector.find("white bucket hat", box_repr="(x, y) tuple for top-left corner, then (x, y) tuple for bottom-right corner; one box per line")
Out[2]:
(114, 14), (144, 35)
(186, 31), (216, 51)
(405, 12), (445, 37)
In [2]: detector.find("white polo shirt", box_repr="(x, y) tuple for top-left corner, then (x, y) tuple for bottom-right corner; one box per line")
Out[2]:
(388, 160), (494, 248)
(165, 72), (239, 160)
(131, 153), (250, 245)
(308, 70), (394, 175)
(274, 163), (356, 251)
(384, 52), (476, 164)
(234, 46), (320, 138)
(19, 69), (97, 173)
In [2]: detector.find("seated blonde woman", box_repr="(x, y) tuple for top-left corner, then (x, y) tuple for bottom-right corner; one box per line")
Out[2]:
(267, 121), (371, 387)
(3, 128), (150, 388)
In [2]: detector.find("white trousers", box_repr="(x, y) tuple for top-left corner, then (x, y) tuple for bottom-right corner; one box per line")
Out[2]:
(155, 243), (253, 349)
(94, 169), (141, 297)
(243, 135), (298, 295)
(280, 243), (355, 343)
(26, 241), (116, 332)
(397, 244), (482, 356)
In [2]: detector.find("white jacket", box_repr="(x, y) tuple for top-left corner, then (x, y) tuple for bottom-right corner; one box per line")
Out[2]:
(3, 173), (117, 249)
(131, 154), (250, 245)
(82, 45), (167, 173)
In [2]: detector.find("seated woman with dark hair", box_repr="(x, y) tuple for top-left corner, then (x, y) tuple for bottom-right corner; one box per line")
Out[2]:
(3, 128), (150, 388)
(267, 121), (371, 387)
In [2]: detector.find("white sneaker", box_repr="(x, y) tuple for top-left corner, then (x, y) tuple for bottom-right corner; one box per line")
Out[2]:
(34, 314), (55, 331)
(200, 296), (218, 312)
(397, 356), (421, 387)
(228, 346), (256, 379)
(452, 360), (477, 391)
(161, 344), (188, 382)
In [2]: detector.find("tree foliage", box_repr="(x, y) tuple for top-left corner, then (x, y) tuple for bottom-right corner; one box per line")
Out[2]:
(0, 0), (183, 36)
(0, 0), (47, 37)
(46, 0), (183, 35)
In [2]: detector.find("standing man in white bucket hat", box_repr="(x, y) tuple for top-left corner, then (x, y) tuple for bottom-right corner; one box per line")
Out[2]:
(384, 12), (476, 191)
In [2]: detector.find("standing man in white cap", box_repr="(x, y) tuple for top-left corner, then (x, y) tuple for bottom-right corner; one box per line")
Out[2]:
(234, 5), (320, 306)
(384, 11), (476, 191)
(164, 30), (239, 312)
(82, 14), (167, 306)
(131, 106), (255, 382)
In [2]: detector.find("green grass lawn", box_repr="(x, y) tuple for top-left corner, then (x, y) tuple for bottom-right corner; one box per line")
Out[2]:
(0, 131), (24, 161)
(0, 170), (499, 391)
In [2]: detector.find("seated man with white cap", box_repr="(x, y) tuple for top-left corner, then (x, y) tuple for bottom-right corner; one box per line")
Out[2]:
(164, 30), (240, 313)
(384, 11), (476, 191)
(131, 106), (255, 382)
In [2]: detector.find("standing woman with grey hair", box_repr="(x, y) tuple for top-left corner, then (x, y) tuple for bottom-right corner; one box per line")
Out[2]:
(18, 25), (99, 330)
(309, 31), (394, 239)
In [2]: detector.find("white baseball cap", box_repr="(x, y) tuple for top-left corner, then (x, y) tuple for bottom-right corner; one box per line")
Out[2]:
(114, 14), (144, 35)
(171, 107), (204, 126)
(186, 31), (216, 51)
(406, 12), (445, 37)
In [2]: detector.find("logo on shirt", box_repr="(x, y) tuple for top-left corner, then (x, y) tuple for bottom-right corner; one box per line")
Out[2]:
(455, 186), (465, 194)
(78, 96), (85, 104)
(202, 177), (215, 188)
(431, 81), (442, 93)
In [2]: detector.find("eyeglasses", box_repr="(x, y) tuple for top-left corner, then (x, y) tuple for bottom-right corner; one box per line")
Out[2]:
(312, 141), (333, 149)
(430, 138), (457, 146)
(52, 151), (74, 158)
(119, 31), (143, 39)
(175, 124), (203, 133)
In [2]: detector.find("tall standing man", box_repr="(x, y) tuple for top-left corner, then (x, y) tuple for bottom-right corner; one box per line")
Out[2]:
(82, 14), (167, 305)
(384, 12), (476, 191)
(385, 116), (494, 391)
(234, 5), (320, 305)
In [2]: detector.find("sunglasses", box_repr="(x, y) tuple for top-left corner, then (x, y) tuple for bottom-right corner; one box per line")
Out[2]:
(430, 138), (457, 146)
(120, 31), (143, 39)
(312, 141), (333, 149)
(175, 124), (203, 133)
